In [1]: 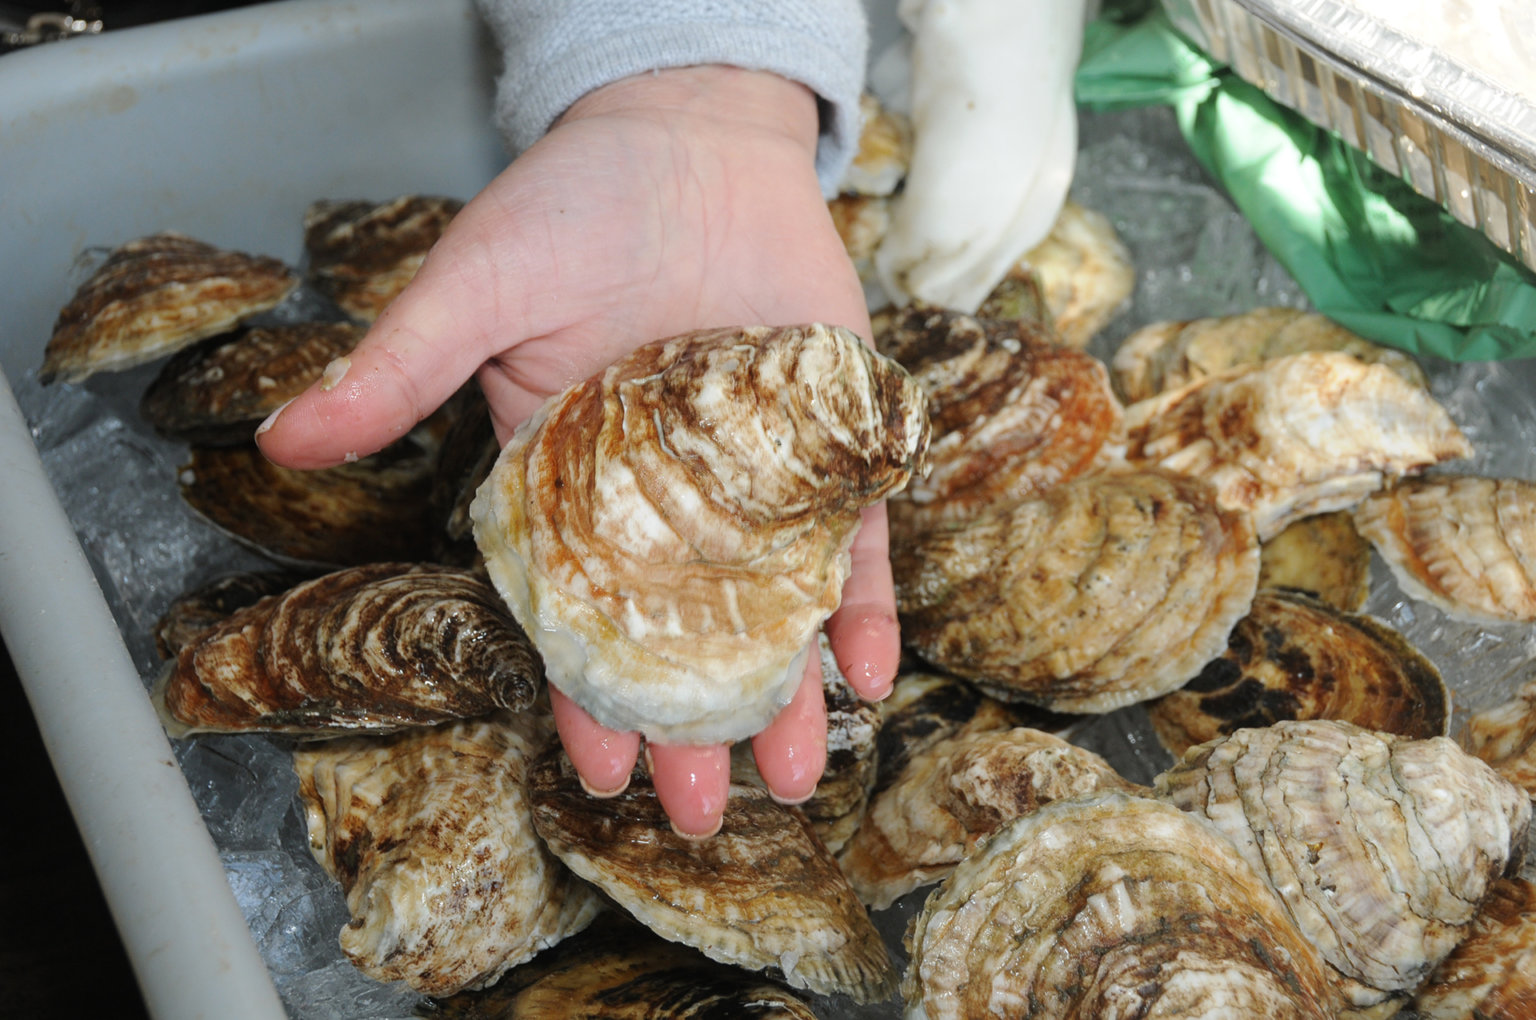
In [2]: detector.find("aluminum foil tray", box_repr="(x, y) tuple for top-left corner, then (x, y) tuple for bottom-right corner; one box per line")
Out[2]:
(1162, 0), (1536, 275)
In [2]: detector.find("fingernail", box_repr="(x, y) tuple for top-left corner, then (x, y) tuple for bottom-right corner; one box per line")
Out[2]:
(769, 784), (818, 807)
(579, 773), (630, 798)
(319, 356), (351, 391)
(254, 397), (296, 437)
(670, 816), (723, 841)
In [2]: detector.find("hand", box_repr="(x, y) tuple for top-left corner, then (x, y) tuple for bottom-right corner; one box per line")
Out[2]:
(256, 65), (900, 838)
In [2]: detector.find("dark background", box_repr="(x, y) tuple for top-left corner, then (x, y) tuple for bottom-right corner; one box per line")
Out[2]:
(1, 7), (266, 1017)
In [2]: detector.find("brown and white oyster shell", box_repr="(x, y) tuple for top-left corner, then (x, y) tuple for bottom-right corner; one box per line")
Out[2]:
(894, 469), (1260, 714)
(1111, 306), (1427, 404)
(294, 712), (599, 996)
(157, 563), (542, 736)
(1412, 877), (1536, 1020)
(471, 324), (929, 745)
(1354, 475), (1536, 623)
(302, 194), (461, 322)
(1146, 588), (1450, 758)
(1465, 677), (1536, 798)
(1257, 510), (1373, 610)
(152, 569), (311, 659)
(1156, 720), (1532, 1016)
(837, 93), (912, 199)
(903, 791), (1339, 1020)
(40, 232), (299, 384)
(1124, 350), (1472, 540)
(838, 726), (1141, 909)
(874, 304), (1125, 536)
(527, 748), (898, 1004)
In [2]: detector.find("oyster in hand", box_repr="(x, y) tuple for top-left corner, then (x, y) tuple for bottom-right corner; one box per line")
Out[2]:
(471, 324), (929, 745)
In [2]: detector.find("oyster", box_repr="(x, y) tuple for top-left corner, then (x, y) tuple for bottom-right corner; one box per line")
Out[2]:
(828, 193), (890, 281)
(903, 791), (1339, 1020)
(837, 93), (911, 198)
(157, 563), (542, 736)
(152, 568), (311, 659)
(1124, 350), (1472, 540)
(295, 712), (600, 996)
(428, 386), (500, 565)
(1156, 720), (1532, 1015)
(874, 304), (1125, 536)
(470, 324), (929, 744)
(1257, 510), (1373, 611)
(527, 748), (898, 1004)
(419, 915), (821, 1019)
(40, 232), (299, 384)
(139, 321), (362, 444)
(838, 726), (1141, 909)
(1354, 475), (1536, 623)
(894, 469), (1260, 714)
(303, 194), (462, 322)
(1111, 306), (1428, 404)
(1465, 677), (1536, 798)
(1412, 877), (1536, 1020)
(1146, 588), (1450, 758)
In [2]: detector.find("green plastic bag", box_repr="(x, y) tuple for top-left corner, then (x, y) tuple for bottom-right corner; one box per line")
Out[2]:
(1075, 8), (1536, 361)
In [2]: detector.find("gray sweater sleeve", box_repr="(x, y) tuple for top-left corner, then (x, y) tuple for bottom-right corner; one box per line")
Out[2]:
(474, 0), (868, 196)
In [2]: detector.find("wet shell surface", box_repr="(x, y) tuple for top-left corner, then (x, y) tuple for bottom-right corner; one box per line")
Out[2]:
(152, 568), (311, 659)
(139, 321), (363, 444)
(1353, 474), (1536, 623)
(1257, 510), (1373, 611)
(526, 749), (898, 1004)
(837, 726), (1140, 910)
(40, 232), (300, 384)
(470, 324), (929, 745)
(1465, 677), (1536, 798)
(1156, 719), (1532, 1014)
(295, 712), (600, 996)
(874, 304), (1125, 536)
(303, 194), (462, 322)
(902, 791), (1338, 1020)
(1412, 877), (1536, 1020)
(1145, 588), (1450, 758)
(421, 915), (821, 1019)
(1124, 350), (1472, 540)
(1111, 306), (1427, 404)
(157, 563), (542, 736)
(894, 468), (1260, 714)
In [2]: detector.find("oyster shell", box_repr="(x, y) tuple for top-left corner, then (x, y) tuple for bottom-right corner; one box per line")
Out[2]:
(903, 791), (1339, 1020)
(303, 194), (462, 321)
(1465, 677), (1536, 797)
(1146, 588), (1450, 758)
(139, 321), (362, 444)
(1258, 510), (1373, 611)
(1354, 475), (1536, 623)
(1156, 720), (1533, 1015)
(420, 915), (821, 1019)
(1124, 351), (1472, 540)
(1111, 306), (1428, 404)
(838, 726), (1141, 909)
(295, 712), (600, 996)
(837, 93), (912, 198)
(471, 324), (929, 745)
(152, 568), (311, 659)
(1412, 877), (1536, 1020)
(157, 563), (542, 736)
(828, 193), (890, 280)
(894, 469), (1261, 714)
(527, 748), (898, 1004)
(874, 304), (1125, 536)
(40, 232), (300, 384)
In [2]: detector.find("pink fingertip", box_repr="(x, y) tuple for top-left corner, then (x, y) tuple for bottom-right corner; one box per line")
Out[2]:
(549, 687), (640, 795)
(648, 743), (730, 840)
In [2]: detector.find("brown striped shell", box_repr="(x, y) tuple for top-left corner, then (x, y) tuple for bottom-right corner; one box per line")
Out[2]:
(152, 569), (311, 659)
(156, 563), (542, 736)
(40, 232), (299, 384)
(303, 194), (462, 321)
(1465, 677), (1536, 798)
(1412, 877), (1536, 1020)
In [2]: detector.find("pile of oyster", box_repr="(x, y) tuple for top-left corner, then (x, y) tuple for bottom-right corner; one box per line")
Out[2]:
(39, 97), (1536, 1020)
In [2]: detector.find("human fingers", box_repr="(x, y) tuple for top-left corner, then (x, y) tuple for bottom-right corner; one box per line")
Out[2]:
(549, 685), (641, 797)
(749, 651), (828, 805)
(646, 742), (732, 840)
(824, 503), (902, 702)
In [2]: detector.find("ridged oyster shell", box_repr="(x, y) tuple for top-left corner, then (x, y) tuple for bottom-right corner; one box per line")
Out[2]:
(40, 232), (299, 384)
(157, 563), (542, 736)
(1412, 877), (1536, 1020)
(303, 195), (462, 322)
(1353, 475), (1536, 623)
(152, 569), (310, 659)
(295, 712), (600, 995)
(1111, 306), (1427, 404)
(837, 726), (1140, 910)
(838, 93), (911, 199)
(1465, 677), (1536, 797)
(894, 468), (1260, 713)
(1124, 350), (1472, 539)
(1155, 720), (1532, 1015)
(1146, 588), (1450, 758)
(470, 324), (929, 744)
(874, 304), (1125, 536)
(527, 749), (898, 1004)
(1258, 510), (1373, 611)
(903, 791), (1338, 1020)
